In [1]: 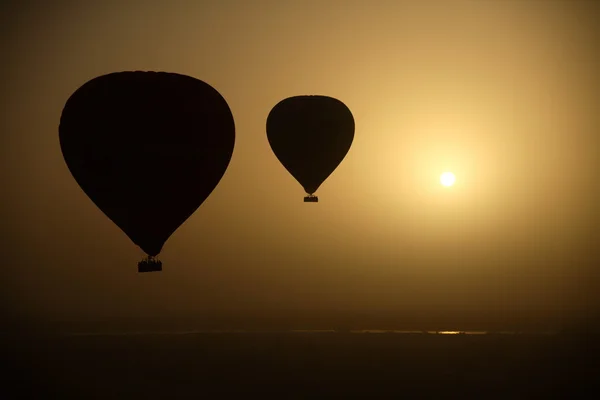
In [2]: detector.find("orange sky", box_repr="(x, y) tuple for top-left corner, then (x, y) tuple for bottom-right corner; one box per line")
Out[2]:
(1, 1), (598, 329)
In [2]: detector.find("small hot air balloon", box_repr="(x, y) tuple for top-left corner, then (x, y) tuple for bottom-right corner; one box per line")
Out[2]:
(59, 71), (235, 272)
(266, 95), (354, 202)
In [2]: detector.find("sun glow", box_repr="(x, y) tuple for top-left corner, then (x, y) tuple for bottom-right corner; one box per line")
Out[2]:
(440, 172), (456, 187)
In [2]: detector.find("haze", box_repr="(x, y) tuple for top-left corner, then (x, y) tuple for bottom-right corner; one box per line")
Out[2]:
(1, 0), (598, 332)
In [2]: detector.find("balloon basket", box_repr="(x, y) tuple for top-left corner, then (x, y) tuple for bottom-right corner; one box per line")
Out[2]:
(304, 195), (318, 203)
(138, 256), (162, 273)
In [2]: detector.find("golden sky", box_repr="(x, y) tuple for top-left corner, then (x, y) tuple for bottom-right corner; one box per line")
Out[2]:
(1, 1), (598, 329)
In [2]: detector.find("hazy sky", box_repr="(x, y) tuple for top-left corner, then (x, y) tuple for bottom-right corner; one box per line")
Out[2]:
(2, 1), (598, 328)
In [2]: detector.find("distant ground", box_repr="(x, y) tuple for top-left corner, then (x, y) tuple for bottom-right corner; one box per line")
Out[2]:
(3, 331), (599, 399)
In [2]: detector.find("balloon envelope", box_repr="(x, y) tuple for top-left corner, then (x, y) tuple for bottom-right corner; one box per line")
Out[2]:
(59, 71), (235, 257)
(266, 95), (354, 198)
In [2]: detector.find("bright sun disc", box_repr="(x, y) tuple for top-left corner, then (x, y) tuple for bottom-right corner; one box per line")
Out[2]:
(440, 172), (456, 187)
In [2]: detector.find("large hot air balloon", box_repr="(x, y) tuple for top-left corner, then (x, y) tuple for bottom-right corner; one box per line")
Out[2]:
(266, 95), (354, 202)
(59, 71), (235, 272)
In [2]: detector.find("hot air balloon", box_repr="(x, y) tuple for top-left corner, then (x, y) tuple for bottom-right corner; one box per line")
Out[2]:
(266, 95), (354, 202)
(59, 71), (235, 272)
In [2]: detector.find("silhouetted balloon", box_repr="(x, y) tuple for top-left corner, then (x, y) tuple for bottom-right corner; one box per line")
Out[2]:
(266, 95), (354, 202)
(59, 71), (235, 269)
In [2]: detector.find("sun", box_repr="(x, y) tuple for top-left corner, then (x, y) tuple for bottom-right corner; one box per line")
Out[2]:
(440, 172), (456, 187)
